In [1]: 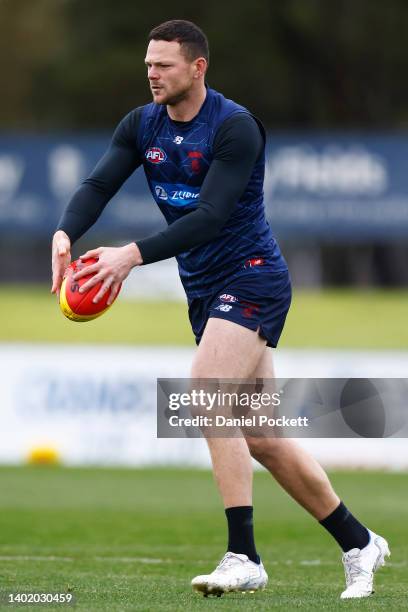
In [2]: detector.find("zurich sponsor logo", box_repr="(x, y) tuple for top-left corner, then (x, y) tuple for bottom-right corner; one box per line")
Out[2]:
(152, 182), (200, 206)
(146, 147), (167, 164)
(155, 185), (168, 201)
(172, 189), (200, 203)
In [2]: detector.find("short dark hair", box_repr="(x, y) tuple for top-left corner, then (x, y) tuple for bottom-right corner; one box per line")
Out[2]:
(148, 20), (209, 64)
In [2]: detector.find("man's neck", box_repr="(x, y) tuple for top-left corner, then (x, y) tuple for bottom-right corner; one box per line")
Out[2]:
(167, 83), (207, 122)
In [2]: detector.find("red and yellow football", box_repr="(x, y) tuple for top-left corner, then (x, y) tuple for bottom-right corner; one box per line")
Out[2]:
(59, 257), (121, 322)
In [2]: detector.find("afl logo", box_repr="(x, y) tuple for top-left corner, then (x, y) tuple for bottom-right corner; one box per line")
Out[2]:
(220, 294), (238, 303)
(146, 147), (167, 164)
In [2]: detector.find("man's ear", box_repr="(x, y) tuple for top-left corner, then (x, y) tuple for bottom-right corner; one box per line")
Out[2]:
(194, 57), (207, 79)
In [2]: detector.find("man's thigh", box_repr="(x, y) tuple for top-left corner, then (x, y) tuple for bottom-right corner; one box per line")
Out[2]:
(191, 318), (267, 378)
(250, 346), (275, 379)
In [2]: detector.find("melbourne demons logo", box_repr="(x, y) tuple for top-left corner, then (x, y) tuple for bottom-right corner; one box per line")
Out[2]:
(188, 151), (203, 173)
(146, 147), (167, 164)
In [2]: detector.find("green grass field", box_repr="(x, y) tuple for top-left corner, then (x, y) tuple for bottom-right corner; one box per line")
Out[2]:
(0, 467), (405, 611)
(1, 285), (408, 348)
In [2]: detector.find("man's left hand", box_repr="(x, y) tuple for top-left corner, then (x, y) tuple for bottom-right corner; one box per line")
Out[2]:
(73, 243), (143, 305)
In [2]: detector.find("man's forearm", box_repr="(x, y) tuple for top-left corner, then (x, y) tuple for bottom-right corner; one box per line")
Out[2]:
(56, 183), (111, 244)
(136, 204), (223, 265)
(56, 117), (143, 245)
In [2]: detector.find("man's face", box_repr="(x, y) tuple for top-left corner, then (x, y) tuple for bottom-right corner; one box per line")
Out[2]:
(145, 40), (197, 105)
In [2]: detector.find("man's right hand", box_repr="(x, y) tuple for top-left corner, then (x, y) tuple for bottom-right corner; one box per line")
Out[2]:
(51, 230), (71, 296)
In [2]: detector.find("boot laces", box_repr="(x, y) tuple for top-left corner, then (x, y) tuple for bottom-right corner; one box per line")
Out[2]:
(343, 551), (370, 586)
(216, 553), (244, 573)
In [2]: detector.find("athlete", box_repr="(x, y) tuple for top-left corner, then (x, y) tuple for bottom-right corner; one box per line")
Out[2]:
(51, 19), (389, 599)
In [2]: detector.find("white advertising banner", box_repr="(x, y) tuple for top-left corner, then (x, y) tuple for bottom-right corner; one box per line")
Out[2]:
(0, 344), (407, 469)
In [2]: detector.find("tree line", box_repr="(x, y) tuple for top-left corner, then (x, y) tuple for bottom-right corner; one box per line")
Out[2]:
(2, 0), (408, 130)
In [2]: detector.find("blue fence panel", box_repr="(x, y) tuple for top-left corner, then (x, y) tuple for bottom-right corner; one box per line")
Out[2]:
(0, 134), (162, 239)
(265, 134), (408, 240)
(1, 132), (408, 241)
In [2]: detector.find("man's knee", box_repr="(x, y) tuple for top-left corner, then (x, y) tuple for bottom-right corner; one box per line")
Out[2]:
(246, 435), (283, 462)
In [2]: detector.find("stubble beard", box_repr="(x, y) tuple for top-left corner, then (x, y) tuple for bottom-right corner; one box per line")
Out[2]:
(153, 85), (190, 107)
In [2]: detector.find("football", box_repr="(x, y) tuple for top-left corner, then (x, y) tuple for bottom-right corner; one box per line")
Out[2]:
(59, 257), (121, 322)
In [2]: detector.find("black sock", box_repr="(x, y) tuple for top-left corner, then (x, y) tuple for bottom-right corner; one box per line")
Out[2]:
(225, 506), (260, 564)
(319, 501), (370, 552)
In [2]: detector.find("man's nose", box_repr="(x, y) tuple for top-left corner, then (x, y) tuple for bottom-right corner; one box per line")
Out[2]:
(148, 67), (159, 80)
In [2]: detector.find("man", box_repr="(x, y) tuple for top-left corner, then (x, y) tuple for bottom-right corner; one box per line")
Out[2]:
(51, 20), (389, 599)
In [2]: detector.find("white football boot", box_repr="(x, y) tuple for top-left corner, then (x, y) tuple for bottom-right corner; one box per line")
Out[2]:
(191, 552), (268, 597)
(340, 530), (390, 599)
